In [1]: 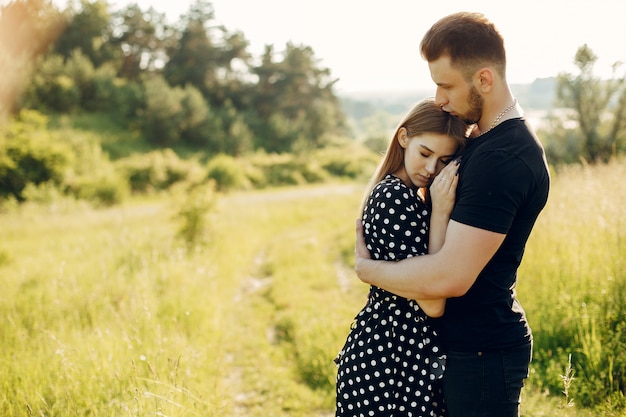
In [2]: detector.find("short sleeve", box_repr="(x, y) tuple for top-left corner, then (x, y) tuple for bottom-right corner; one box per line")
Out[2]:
(452, 150), (531, 234)
(362, 177), (429, 261)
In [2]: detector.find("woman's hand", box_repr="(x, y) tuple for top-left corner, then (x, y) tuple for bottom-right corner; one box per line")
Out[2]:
(429, 160), (460, 218)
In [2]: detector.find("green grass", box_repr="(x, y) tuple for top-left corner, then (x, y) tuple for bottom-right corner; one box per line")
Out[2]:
(518, 160), (626, 415)
(1, 159), (625, 416)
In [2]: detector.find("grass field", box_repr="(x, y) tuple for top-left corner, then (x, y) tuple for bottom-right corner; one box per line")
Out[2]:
(1, 160), (625, 416)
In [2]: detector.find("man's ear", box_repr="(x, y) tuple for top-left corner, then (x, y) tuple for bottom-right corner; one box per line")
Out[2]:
(398, 127), (409, 148)
(474, 67), (495, 93)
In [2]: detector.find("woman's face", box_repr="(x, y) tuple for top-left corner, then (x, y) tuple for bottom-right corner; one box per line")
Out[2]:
(395, 131), (458, 188)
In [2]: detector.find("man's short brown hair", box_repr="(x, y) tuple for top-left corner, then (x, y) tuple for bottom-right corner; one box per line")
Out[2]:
(420, 12), (506, 81)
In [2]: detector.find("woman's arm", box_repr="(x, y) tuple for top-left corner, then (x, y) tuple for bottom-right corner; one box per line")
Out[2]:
(428, 161), (459, 253)
(414, 162), (459, 317)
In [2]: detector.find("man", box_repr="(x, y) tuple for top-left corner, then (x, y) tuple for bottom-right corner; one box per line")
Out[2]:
(354, 12), (550, 417)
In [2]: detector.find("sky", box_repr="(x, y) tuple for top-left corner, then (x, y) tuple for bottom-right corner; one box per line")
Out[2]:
(54, 0), (626, 94)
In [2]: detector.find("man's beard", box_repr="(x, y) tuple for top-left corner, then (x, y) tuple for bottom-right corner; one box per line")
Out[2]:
(462, 86), (483, 125)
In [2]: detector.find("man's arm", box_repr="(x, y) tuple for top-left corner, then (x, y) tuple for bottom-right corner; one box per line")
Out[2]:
(355, 218), (505, 300)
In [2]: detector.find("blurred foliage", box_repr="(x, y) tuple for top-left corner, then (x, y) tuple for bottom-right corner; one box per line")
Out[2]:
(116, 148), (205, 193)
(2, 0), (626, 210)
(6, 0), (346, 156)
(552, 44), (626, 163)
(0, 109), (378, 205)
(0, 110), (72, 201)
(175, 181), (218, 248)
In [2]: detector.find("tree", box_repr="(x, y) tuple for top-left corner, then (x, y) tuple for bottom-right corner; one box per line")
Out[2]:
(164, 18), (214, 94)
(140, 75), (185, 146)
(53, 0), (114, 67)
(557, 44), (626, 162)
(23, 53), (81, 112)
(250, 43), (347, 153)
(163, 0), (249, 108)
(109, 4), (171, 79)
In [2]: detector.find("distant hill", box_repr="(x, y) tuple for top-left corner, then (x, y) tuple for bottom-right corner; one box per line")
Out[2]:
(510, 78), (558, 110)
(340, 77), (557, 121)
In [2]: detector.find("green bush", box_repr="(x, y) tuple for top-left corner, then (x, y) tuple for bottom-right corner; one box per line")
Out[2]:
(315, 145), (379, 180)
(23, 54), (81, 113)
(243, 147), (373, 189)
(117, 149), (203, 193)
(175, 181), (217, 248)
(262, 164), (305, 186)
(248, 153), (305, 187)
(21, 181), (66, 204)
(295, 159), (329, 183)
(0, 110), (192, 205)
(22, 52), (140, 119)
(0, 111), (73, 200)
(259, 157), (331, 186)
(321, 154), (368, 179)
(70, 174), (129, 206)
(363, 134), (389, 154)
(206, 154), (250, 192)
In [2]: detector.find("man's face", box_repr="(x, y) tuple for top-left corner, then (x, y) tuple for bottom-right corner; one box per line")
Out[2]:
(428, 55), (483, 125)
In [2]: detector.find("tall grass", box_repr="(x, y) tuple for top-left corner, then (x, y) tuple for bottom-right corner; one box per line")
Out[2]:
(518, 159), (626, 415)
(1, 159), (625, 416)
(0, 184), (367, 416)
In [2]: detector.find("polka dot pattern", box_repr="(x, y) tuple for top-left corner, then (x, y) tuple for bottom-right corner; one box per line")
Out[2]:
(335, 175), (446, 417)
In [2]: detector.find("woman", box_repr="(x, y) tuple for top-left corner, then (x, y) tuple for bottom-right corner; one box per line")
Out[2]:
(335, 98), (468, 417)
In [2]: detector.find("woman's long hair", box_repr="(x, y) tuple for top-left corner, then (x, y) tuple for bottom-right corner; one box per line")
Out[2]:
(359, 97), (468, 214)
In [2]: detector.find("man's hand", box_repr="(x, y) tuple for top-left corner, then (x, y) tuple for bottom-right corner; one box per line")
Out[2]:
(354, 219), (372, 283)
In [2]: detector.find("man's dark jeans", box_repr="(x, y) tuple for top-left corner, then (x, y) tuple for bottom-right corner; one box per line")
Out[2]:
(443, 342), (532, 417)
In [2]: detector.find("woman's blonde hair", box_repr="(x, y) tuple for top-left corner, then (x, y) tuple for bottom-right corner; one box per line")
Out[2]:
(359, 97), (468, 213)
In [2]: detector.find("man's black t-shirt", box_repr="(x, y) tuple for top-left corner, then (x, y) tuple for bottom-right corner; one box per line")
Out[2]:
(443, 118), (550, 351)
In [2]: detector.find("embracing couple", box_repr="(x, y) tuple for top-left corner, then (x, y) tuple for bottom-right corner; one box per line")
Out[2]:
(335, 11), (550, 417)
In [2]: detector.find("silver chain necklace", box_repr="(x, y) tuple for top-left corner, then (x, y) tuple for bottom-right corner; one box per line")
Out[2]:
(477, 98), (518, 136)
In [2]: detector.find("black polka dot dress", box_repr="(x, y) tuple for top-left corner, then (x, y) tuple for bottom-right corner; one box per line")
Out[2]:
(335, 174), (447, 417)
